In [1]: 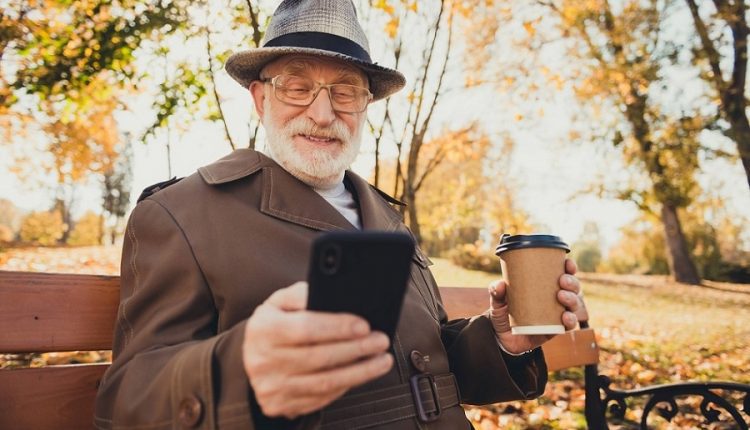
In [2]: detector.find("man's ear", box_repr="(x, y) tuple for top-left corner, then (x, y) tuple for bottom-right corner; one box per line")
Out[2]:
(248, 81), (266, 119)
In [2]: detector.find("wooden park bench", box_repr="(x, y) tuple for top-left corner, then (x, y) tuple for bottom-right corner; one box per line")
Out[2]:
(1, 270), (748, 429)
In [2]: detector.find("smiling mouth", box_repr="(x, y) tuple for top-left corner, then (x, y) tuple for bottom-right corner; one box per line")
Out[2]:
(299, 134), (339, 144)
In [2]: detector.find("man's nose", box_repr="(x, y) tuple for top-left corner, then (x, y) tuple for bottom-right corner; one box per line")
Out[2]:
(306, 88), (337, 127)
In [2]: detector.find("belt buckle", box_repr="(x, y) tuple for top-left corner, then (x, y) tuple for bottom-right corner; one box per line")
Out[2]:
(409, 373), (441, 422)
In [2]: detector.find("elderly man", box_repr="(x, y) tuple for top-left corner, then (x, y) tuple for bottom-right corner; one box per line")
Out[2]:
(94, 0), (587, 429)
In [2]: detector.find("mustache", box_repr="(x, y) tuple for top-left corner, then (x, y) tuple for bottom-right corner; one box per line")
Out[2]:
(282, 117), (351, 142)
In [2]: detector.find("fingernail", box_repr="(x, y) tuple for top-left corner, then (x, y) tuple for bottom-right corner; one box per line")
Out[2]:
(379, 353), (393, 368)
(353, 320), (369, 335)
(377, 333), (390, 347)
(369, 332), (389, 349)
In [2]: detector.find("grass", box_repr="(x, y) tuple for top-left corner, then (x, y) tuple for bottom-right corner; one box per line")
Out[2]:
(430, 257), (750, 429)
(2, 249), (749, 428)
(430, 257), (499, 287)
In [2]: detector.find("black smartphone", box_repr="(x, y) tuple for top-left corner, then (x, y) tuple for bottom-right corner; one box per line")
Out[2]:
(306, 231), (415, 340)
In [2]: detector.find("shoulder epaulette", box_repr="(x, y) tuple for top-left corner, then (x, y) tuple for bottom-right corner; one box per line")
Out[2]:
(137, 177), (184, 203)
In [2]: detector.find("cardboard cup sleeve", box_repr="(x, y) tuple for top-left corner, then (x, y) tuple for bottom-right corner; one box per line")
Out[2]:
(499, 247), (566, 335)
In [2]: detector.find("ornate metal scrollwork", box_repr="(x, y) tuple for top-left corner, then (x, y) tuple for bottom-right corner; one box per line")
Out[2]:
(596, 379), (750, 429)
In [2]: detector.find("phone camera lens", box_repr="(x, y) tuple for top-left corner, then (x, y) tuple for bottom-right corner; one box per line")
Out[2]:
(320, 245), (341, 275)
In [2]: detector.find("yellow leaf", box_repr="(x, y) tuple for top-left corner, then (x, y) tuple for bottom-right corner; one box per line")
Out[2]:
(523, 21), (536, 37)
(385, 17), (400, 38)
(375, 0), (395, 15)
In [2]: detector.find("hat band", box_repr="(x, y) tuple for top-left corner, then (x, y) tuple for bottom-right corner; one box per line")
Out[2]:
(264, 32), (372, 64)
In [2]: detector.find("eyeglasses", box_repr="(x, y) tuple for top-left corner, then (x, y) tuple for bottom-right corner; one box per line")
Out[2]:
(261, 74), (373, 113)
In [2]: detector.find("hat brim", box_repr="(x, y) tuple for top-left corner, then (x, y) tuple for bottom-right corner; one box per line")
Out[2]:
(225, 47), (406, 101)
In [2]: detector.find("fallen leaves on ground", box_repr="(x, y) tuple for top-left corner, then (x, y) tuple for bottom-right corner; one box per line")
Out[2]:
(0, 245), (120, 275)
(2, 247), (748, 428)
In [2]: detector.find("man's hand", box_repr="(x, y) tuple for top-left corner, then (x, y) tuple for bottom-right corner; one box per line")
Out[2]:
(242, 282), (393, 419)
(486, 259), (588, 354)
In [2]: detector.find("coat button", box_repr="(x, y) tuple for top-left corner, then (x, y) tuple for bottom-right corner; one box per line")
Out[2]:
(178, 396), (203, 428)
(410, 350), (430, 372)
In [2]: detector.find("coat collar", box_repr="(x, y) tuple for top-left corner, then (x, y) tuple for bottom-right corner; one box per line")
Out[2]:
(197, 149), (404, 232)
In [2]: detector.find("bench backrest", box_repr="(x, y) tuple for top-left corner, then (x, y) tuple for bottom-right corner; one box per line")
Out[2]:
(0, 271), (118, 430)
(0, 271), (599, 430)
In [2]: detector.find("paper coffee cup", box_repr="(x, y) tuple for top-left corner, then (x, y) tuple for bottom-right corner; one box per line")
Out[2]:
(495, 234), (570, 335)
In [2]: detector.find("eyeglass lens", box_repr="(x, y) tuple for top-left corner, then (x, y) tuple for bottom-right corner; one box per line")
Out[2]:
(271, 75), (371, 113)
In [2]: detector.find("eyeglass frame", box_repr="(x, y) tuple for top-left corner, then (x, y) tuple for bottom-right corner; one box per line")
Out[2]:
(260, 74), (374, 114)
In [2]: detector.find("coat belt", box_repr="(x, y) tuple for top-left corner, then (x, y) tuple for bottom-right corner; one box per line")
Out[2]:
(319, 373), (460, 429)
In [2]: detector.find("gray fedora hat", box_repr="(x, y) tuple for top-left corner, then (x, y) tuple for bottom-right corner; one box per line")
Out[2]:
(225, 0), (406, 101)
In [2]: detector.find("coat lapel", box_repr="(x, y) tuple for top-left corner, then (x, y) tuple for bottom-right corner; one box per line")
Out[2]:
(260, 167), (355, 232)
(198, 149), (403, 232)
(345, 171), (404, 232)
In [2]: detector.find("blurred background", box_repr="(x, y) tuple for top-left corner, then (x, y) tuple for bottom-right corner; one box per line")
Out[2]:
(1, 0), (749, 283)
(1, 1), (749, 428)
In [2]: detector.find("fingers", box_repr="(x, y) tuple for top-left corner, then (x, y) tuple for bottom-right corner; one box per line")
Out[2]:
(558, 270), (582, 330)
(265, 281), (309, 311)
(244, 282), (395, 420)
(557, 288), (580, 309)
(250, 306), (371, 346)
(558, 273), (581, 294)
(560, 292), (588, 328)
(561, 311), (578, 330)
(256, 353), (393, 419)
(277, 331), (390, 374)
(286, 353), (393, 397)
(251, 300), (371, 346)
(565, 258), (578, 275)
(280, 310), (372, 345)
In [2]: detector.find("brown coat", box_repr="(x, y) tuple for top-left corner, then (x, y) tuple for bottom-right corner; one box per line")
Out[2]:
(94, 149), (547, 430)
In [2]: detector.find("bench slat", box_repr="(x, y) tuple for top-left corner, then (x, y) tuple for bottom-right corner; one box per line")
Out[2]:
(0, 271), (120, 353)
(0, 363), (108, 430)
(438, 286), (599, 371)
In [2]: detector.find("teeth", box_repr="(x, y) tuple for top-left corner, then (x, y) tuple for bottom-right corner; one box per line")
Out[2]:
(304, 135), (334, 142)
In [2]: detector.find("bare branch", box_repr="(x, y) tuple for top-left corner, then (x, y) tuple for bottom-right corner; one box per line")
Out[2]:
(245, 0), (263, 47)
(417, 4), (454, 142)
(206, 24), (236, 151)
(686, 0), (727, 93)
(372, 35), (403, 187)
(413, 146), (447, 193)
(410, 1), (446, 142)
(719, 0), (748, 106)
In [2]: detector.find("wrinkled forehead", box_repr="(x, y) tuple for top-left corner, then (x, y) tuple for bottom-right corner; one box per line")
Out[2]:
(261, 55), (369, 87)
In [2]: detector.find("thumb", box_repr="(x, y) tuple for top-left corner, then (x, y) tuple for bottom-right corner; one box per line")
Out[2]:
(489, 280), (508, 309)
(265, 281), (308, 311)
(487, 280), (511, 334)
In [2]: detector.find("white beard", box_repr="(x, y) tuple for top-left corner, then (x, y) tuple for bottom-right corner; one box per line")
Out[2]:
(262, 98), (363, 189)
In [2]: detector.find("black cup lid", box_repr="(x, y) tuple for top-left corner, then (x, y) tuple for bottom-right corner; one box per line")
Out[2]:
(495, 234), (570, 255)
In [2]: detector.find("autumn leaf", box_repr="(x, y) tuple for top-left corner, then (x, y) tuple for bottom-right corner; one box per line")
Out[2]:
(385, 17), (400, 38)
(523, 20), (536, 36)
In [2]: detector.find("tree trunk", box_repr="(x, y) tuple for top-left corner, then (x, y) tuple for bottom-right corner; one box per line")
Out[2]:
(740, 144), (750, 191)
(402, 184), (422, 244)
(727, 110), (750, 190)
(660, 203), (701, 285)
(403, 130), (423, 244)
